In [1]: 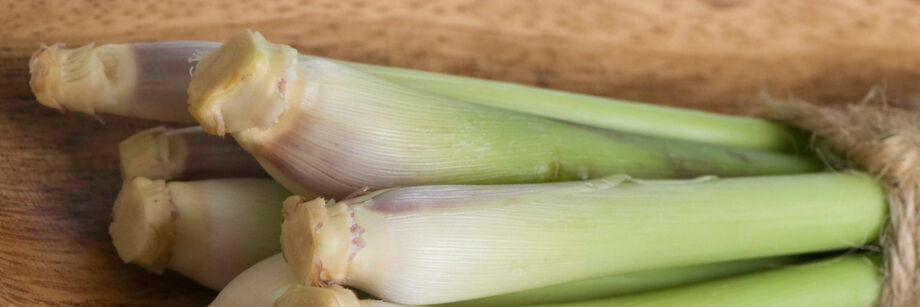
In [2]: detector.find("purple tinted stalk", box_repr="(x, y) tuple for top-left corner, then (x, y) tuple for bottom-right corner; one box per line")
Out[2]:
(29, 41), (219, 122)
(119, 126), (267, 180)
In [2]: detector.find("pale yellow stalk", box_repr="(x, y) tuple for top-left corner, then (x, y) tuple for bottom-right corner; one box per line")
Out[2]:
(109, 177), (295, 290)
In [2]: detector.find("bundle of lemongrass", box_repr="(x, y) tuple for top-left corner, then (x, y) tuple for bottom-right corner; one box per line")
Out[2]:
(29, 29), (915, 306)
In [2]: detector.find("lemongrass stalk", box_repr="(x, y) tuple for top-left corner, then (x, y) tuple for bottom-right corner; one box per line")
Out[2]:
(216, 254), (804, 306)
(323, 59), (799, 152)
(444, 255), (807, 307)
(225, 255), (819, 307)
(534, 255), (881, 307)
(29, 40), (796, 152)
(29, 41), (219, 122)
(280, 172), (885, 304)
(212, 254), (407, 307)
(187, 30), (821, 198)
(119, 126), (267, 180)
(209, 254), (296, 307)
(108, 177), (297, 290)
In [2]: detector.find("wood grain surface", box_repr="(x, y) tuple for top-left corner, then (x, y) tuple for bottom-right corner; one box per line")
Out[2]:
(2, 0), (920, 305)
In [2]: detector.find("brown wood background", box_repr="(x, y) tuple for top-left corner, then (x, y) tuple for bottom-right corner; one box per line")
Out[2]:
(2, 0), (920, 305)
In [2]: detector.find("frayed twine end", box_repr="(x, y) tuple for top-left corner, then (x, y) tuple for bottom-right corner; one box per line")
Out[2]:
(753, 89), (920, 307)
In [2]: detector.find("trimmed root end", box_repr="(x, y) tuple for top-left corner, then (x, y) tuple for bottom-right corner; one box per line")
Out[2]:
(281, 196), (360, 287)
(29, 43), (67, 111)
(118, 126), (182, 180)
(28, 42), (133, 115)
(275, 285), (361, 307)
(187, 29), (297, 136)
(108, 177), (177, 274)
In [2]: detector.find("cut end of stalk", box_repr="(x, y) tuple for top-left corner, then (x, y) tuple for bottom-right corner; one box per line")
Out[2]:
(29, 43), (66, 111)
(108, 177), (177, 274)
(29, 42), (136, 115)
(275, 285), (361, 307)
(187, 29), (297, 135)
(118, 126), (184, 180)
(281, 196), (363, 287)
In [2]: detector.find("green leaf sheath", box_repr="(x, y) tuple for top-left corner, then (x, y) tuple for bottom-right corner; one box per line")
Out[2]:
(532, 255), (880, 307)
(311, 55), (801, 152)
(442, 255), (807, 307)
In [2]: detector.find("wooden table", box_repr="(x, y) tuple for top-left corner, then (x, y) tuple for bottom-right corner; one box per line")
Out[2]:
(2, 0), (920, 305)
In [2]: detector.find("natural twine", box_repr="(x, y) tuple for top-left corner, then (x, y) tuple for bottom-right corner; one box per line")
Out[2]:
(755, 90), (920, 307)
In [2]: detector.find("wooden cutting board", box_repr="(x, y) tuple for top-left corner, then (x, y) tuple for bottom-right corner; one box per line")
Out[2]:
(2, 0), (920, 305)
